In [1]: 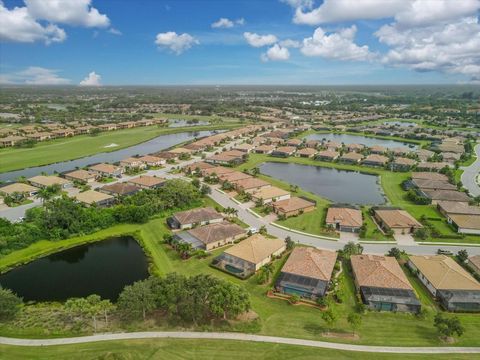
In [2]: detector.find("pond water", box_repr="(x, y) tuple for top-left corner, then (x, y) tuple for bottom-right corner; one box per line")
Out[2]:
(260, 162), (386, 205)
(383, 121), (417, 127)
(0, 236), (149, 302)
(0, 130), (217, 182)
(304, 133), (417, 149)
(168, 119), (210, 127)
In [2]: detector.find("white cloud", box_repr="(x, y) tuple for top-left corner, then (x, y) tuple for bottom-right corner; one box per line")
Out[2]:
(0, 66), (71, 85)
(211, 17), (245, 28)
(281, 0), (314, 9)
(0, 2), (66, 44)
(261, 44), (290, 62)
(79, 71), (102, 86)
(25, 0), (109, 28)
(279, 39), (301, 48)
(212, 18), (234, 28)
(108, 28), (122, 35)
(292, 0), (407, 25)
(244, 32), (278, 47)
(301, 25), (373, 61)
(155, 31), (199, 54)
(376, 16), (480, 80)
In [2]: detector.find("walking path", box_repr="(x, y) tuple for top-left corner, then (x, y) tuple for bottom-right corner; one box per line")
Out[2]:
(1, 331), (479, 354)
(461, 143), (480, 197)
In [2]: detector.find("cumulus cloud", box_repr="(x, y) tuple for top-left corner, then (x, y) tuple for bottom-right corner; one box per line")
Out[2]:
(0, 2), (66, 44)
(211, 17), (245, 28)
(79, 71), (102, 86)
(279, 39), (301, 48)
(25, 0), (109, 28)
(376, 16), (480, 79)
(108, 28), (122, 35)
(261, 44), (290, 62)
(155, 31), (199, 54)
(0, 66), (71, 85)
(243, 32), (278, 47)
(301, 25), (373, 61)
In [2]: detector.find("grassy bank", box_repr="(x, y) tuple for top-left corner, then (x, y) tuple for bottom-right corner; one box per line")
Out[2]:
(1, 339), (478, 360)
(0, 123), (242, 173)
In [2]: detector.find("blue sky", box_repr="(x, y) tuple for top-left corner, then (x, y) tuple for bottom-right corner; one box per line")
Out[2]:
(1, 0), (479, 85)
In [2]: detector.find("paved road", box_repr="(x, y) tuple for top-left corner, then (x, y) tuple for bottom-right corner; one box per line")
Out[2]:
(0, 199), (41, 222)
(461, 143), (480, 197)
(0, 331), (479, 354)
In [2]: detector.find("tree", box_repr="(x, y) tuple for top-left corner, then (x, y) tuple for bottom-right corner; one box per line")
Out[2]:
(434, 313), (465, 340)
(285, 236), (295, 250)
(457, 249), (468, 263)
(86, 294), (102, 332)
(388, 247), (402, 259)
(200, 184), (211, 195)
(257, 263), (274, 284)
(118, 279), (155, 320)
(0, 287), (22, 320)
(90, 127), (101, 136)
(191, 178), (201, 189)
(341, 242), (363, 259)
(321, 307), (338, 334)
(98, 299), (115, 327)
(259, 225), (267, 235)
(347, 313), (362, 335)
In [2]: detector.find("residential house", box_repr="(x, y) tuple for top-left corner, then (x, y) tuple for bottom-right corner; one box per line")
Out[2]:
(408, 255), (480, 312)
(174, 221), (246, 251)
(26, 132), (51, 141)
(296, 148), (317, 158)
(339, 152), (363, 164)
(74, 190), (115, 207)
(326, 206), (363, 233)
(206, 153), (244, 166)
(233, 143), (255, 153)
(315, 150), (339, 162)
(392, 157), (417, 171)
(437, 201), (480, 219)
(89, 163), (123, 178)
(64, 169), (97, 183)
(416, 149), (435, 162)
(127, 175), (165, 189)
(391, 147), (411, 156)
(373, 208), (422, 234)
(202, 166), (235, 178)
(305, 140), (320, 149)
(154, 151), (178, 162)
(411, 172), (449, 182)
(370, 145), (387, 154)
(51, 128), (74, 138)
(251, 186), (291, 204)
(351, 254), (421, 313)
(117, 121), (136, 129)
(254, 145), (275, 154)
(98, 123), (117, 131)
(416, 162), (451, 172)
(119, 157), (146, 170)
(276, 247), (337, 299)
(271, 146), (296, 157)
(363, 154), (389, 167)
(28, 175), (72, 189)
(286, 138), (302, 147)
(214, 234), (286, 278)
(413, 179), (456, 192)
(468, 255), (480, 276)
(183, 161), (215, 174)
(347, 143), (365, 152)
(137, 155), (165, 167)
(232, 177), (271, 193)
(272, 196), (316, 218)
(422, 189), (470, 205)
(0, 183), (38, 197)
(168, 207), (223, 230)
(325, 141), (342, 151)
(448, 214), (480, 235)
(0, 135), (27, 147)
(218, 171), (252, 184)
(99, 182), (140, 197)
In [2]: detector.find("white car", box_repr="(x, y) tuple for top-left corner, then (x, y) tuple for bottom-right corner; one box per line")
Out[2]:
(248, 227), (258, 234)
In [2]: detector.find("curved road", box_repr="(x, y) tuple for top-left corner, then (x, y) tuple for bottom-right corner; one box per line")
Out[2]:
(1, 331), (479, 354)
(461, 143), (480, 197)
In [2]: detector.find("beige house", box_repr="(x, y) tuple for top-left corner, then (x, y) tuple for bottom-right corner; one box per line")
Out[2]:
(127, 175), (165, 189)
(74, 190), (115, 207)
(215, 234), (286, 277)
(168, 207), (223, 230)
(373, 208), (422, 234)
(0, 182), (38, 196)
(119, 157), (146, 169)
(326, 207), (363, 233)
(89, 163), (124, 178)
(137, 155), (165, 167)
(251, 186), (290, 204)
(232, 177), (271, 193)
(408, 255), (480, 312)
(272, 196), (315, 218)
(64, 169), (97, 183)
(0, 136), (27, 147)
(28, 175), (72, 189)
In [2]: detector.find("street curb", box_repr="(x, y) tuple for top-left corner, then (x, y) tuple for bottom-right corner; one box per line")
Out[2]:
(417, 242), (480, 247)
(270, 222), (338, 241)
(247, 208), (262, 218)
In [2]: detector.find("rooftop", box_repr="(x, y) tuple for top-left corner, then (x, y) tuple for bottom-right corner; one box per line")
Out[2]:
(326, 207), (362, 227)
(281, 247), (337, 281)
(74, 190), (113, 205)
(224, 234), (285, 264)
(272, 196), (315, 213)
(188, 221), (245, 245)
(374, 209), (422, 228)
(173, 207), (223, 225)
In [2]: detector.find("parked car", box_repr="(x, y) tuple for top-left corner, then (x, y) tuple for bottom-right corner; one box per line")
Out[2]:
(437, 249), (453, 255)
(248, 227), (258, 234)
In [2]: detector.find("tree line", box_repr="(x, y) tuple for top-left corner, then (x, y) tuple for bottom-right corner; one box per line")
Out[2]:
(0, 179), (202, 256)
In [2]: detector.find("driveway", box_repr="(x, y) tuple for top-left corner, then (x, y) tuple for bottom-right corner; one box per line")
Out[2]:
(0, 331), (479, 354)
(394, 233), (415, 246)
(461, 143), (480, 197)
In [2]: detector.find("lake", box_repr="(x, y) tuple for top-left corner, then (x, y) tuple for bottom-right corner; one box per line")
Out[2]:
(0, 130), (217, 182)
(0, 236), (149, 302)
(260, 162), (386, 205)
(168, 119), (210, 127)
(304, 133), (417, 149)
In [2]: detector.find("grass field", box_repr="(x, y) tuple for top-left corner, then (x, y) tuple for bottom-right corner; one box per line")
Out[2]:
(1, 339), (479, 360)
(0, 123), (241, 173)
(236, 154), (480, 244)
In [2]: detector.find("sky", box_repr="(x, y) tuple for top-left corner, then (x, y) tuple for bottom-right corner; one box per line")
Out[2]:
(0, 0), (479, 86)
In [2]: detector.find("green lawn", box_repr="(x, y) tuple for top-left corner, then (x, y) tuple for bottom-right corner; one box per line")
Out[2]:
(0, 123), (241, 173)
(360, 207), (392, 241)
(1, 339), (478, 360)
